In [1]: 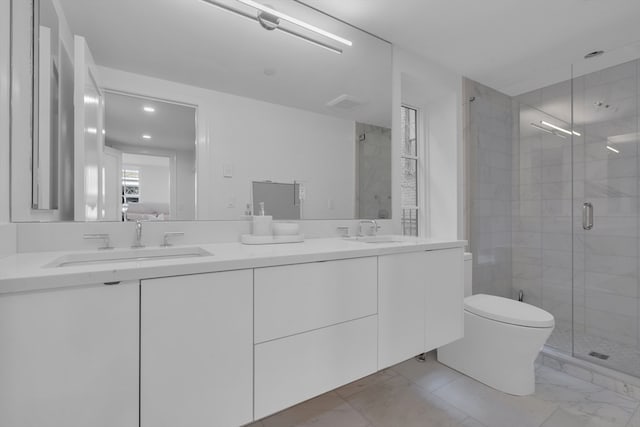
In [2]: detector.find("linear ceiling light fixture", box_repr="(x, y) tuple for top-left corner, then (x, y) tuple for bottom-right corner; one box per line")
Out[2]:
(200, 0), (348, 54)
(235, 0), (352, 46)
(540, 120), (581, 136)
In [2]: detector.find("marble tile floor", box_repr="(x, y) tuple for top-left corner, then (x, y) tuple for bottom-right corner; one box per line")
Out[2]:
(247, 351), (640, 427)
(548, 326), (640, 379)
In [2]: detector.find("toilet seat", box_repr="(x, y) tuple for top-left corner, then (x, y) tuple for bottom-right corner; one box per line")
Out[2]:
(464, 294), (554, 328)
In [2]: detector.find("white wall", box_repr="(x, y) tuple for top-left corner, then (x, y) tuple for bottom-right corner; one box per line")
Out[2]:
(392, 47), (464, 240)
(0, 0), (16, 257)
(98, 66), (356, 220)
(176, 150), (196, 220)
(1, 0), (11, 224)
(139, 165), (170, 204)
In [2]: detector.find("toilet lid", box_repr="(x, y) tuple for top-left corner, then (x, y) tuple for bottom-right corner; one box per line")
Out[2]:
(464, 294), (554, 328)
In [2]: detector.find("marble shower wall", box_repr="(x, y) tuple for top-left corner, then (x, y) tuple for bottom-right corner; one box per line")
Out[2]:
(356, 122), (392, 219)
(466, 79), (513, 297)
(514, 79), (575, 353)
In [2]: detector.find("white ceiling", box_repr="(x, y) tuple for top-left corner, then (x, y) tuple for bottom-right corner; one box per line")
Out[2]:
(57, 0), (640, 109)
(300, 0), (640, 96)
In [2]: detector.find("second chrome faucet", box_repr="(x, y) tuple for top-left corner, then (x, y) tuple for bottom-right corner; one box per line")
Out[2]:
(132, 219), (145, 248)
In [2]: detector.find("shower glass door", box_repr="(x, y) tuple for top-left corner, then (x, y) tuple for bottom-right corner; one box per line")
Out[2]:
(572, 58), (640, 376)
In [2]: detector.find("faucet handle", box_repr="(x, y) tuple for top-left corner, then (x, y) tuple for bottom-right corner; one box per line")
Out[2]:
(358, 220), (379, 237)
(161, 231), (185, 247)
(83, 233), (113, 250)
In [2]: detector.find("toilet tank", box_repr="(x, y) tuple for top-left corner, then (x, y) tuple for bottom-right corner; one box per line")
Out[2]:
(464, 253), (472, 297)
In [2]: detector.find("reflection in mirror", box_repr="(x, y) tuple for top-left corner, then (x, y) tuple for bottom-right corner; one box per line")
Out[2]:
(18, 0), (392, 222)
(33, 0), (68, 212)
(104, 92), (196, 221)
(252, 181), (301, 220)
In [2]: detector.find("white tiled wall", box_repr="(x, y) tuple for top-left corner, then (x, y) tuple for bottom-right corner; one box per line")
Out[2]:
(514, 79), (574, 352)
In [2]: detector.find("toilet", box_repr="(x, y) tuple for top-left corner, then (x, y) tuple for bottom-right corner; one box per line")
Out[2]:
(437, 253), (554, 396)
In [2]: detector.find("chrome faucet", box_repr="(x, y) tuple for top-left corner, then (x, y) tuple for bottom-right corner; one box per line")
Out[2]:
(132, 219), (145, 248)
(358, 219), (380, 237)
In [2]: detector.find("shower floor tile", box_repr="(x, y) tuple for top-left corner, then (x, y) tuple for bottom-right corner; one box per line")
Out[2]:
(547, 326), (640, 378)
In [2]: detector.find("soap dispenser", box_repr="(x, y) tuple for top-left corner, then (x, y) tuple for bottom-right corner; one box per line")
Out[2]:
(252, 202), (273, 235)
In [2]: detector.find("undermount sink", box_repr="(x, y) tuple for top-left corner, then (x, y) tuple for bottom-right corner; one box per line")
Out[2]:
(350, 235), (407, 244)
(45, 246), (213, 268)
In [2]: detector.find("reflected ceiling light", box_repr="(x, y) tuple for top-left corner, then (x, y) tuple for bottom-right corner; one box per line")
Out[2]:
(606, 145), (620, 154)
(84, 95), (99, 105)
(540, 121), (581, 136)
(530, 123), (566, 139)
(86, 127), (98, 134)
(200, 0), (346, 54)
(530, 123), (553, 135)
(142, 134), (152, 139)
(143, 106), (156, 113)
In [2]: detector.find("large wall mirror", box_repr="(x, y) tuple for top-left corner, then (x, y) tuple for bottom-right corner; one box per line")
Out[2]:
(11, 0), (392, 222)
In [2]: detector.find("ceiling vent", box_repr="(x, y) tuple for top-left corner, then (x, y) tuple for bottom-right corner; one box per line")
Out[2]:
(326, 94), (363, 110)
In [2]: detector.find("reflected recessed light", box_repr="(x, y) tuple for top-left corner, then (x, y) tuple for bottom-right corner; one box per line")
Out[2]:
(87, 127), (97, 134)
(143, 106), (155, 113)
(606, 145), (620, 154)
(83, 95), (99, 104)
(142, 134), (152, 139)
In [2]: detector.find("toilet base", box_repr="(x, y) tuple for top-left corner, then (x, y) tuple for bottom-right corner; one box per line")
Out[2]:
(437, 310), (553, 396)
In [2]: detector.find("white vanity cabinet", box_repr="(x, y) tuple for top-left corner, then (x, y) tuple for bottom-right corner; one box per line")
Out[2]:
(0, 281), (139, 427)
(253, 257), (378, 419)
(423, 248), (464, 351)
(140, 270), (253, 427)
(378, 248), (464, 369)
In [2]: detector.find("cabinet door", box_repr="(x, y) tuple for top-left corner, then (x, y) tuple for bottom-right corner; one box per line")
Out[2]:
(141, 270), (253, 427)
(378, 252), (427, 369)
(0, 282), (139, 427)
(425, 248), (464, 351)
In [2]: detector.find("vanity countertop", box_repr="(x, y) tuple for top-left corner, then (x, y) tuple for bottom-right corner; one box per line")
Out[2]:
(0, 236), (466, 294)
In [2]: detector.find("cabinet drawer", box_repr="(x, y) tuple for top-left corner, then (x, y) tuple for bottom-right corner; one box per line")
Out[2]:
(254, 257), (377, 343)
(254, 315), (377, 419)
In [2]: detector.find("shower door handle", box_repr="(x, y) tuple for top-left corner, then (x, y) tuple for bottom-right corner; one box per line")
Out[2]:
(583, 202), (593, 230)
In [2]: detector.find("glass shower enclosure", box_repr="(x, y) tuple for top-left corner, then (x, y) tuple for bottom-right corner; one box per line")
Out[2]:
(572, 58), (639, 376)
(514, 56), (639, 377)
